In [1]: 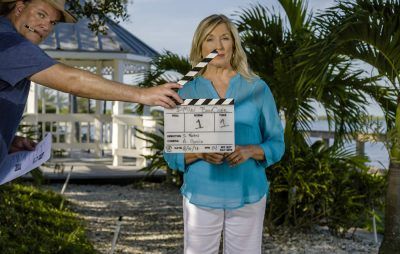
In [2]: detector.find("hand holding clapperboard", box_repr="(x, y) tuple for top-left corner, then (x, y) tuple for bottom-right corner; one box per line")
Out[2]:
(164, 50), (235, 153)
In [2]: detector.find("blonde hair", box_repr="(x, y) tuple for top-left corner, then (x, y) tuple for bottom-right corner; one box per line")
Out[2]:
(189, 14), (257, 81)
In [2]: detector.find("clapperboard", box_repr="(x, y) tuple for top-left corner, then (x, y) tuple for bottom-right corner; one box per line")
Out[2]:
(164, 50), (235, 153)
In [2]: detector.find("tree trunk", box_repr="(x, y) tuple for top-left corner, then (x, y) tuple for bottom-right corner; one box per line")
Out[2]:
(379, 161), (400, 253)
(380, 97), (400, 254)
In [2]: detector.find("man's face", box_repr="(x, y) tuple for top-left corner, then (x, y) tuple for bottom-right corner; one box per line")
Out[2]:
(13, 0), (61, 44)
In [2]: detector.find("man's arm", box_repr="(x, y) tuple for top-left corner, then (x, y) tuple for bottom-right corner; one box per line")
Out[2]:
(29, 63), (183, 108)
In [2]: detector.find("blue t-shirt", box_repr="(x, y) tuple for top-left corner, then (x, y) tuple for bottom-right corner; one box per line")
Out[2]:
(164, 74), (285, 209)
(0, 16), (57, 167)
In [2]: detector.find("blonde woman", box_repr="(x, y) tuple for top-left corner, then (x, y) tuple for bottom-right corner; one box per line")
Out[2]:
(164, 14), (284, 254)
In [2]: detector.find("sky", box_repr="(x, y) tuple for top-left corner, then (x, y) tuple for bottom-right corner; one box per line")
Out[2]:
(121, 0), (335, 56)
(120, 0), (383, 116)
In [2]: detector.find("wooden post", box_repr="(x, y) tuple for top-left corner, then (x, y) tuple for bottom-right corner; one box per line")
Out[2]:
(322, 138), (330, 147)
(356, 140), (365, 156)
(110, 216), (123, 254)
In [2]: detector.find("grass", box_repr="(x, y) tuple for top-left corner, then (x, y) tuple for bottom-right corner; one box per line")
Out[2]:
(0, 183), (96, 254)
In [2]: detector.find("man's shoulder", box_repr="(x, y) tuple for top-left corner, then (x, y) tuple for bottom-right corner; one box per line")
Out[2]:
(0, 31), (39, 53)
(0, 31), (29, 46)
(0, 16), (16, 33)
(0, 31), (24, 39)
(0, 17), (33, 47)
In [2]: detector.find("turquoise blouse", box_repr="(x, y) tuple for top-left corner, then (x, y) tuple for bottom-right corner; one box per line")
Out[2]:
(164, 74), (284, 209)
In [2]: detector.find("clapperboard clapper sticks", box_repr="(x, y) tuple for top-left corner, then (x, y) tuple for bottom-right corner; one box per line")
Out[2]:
(164, 49), (235, 153)
(177, 49), (219, 87)
(170, 49), (219, 104)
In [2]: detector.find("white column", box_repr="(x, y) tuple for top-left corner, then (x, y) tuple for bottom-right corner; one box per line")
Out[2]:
(140, 117), (157, 167)
(112, 60), (124, 166)
(27, 83), (38, 114)
(41, 85), (46, 138)
(94, 61), (103, 157)
(26, 83), (39, 139)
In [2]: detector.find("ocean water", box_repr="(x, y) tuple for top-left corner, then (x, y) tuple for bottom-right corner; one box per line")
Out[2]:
(308, 120), (389, 169)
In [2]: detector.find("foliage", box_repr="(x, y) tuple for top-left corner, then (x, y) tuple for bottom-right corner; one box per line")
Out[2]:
(233, 0), (390, 236)
(312, 0), (400, 251)
(135, 122), (183, 186)
(267, 141), (387, 236)
(134, 0), (389, 237)
(135, 51), (191, 114)
(0, 183), (96, 254)
(67, 0), (129, 34)
(234, 1), (395, 148)
(152, 51), (192, 75)
(311, 0), (399, 132)
(134, 51), (190, 184)
(135, 120), (165, 176)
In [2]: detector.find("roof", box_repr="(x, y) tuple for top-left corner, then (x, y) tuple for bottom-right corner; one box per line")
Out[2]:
(40, 17), (159, 58)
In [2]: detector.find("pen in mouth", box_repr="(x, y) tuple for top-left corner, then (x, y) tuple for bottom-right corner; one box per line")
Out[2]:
(24, 24), (42, 38)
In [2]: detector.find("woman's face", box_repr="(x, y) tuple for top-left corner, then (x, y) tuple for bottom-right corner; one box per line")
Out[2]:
(201, 23), (234, 69)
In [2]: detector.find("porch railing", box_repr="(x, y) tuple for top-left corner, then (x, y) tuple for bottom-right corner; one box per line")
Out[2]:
(21, 113), (157, 167)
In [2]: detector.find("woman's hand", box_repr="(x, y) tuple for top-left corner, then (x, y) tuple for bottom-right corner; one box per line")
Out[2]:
(200, 153), (225, 164)
(185, 146), (264, 167)
(185, 153), (225, 165)
(225, 145), (265, 167)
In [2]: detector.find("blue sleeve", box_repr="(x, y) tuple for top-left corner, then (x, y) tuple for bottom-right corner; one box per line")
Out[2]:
(255, 80), (285, 167)
(0, 33), (57, 86)
(163, 152), (186, 172)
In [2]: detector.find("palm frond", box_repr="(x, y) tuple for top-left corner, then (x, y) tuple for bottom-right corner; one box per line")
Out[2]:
(278, 0), (312, 33)
(153, 50), (191, 74)
(135, 51), (190, 113)
(315, 0), (400, 85)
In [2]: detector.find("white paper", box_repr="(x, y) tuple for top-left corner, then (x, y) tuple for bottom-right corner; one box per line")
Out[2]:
(0, 133), (52, 185)
(164, 103), (235, 153)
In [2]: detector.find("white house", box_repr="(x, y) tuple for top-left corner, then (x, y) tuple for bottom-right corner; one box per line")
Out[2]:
(23, 17), (161, 167)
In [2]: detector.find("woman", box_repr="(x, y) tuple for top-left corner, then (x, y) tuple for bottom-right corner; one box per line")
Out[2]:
(164, 14), (284, 254)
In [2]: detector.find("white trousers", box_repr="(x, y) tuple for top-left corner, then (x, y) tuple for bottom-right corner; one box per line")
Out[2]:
(183, 196), (266, 254)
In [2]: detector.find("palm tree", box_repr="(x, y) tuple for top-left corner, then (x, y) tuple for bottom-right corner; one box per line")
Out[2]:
(235, 0), (394, 148)
(234, 0), (395, 227)
(135, 0), (392, 228)
(310, 0), (400, 252)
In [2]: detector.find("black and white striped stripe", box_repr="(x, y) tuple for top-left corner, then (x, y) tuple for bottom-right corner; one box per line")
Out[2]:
(178, 49), (218, 86)
(182, 98), (234, 106)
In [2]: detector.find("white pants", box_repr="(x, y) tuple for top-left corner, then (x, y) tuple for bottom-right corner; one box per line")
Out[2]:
(183, 196), (266, 254)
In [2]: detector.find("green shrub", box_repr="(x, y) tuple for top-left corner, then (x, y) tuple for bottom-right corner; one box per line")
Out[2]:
(266, 140), (387, 236)
(0, 183), (96, 254)
(136, 120), (387, 236)
(135, 124), (183, 186)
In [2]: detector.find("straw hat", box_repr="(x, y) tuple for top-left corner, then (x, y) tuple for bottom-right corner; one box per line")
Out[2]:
(0, 0), (77, 23)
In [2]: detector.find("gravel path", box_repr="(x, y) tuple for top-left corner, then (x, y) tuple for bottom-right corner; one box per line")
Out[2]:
(45, 183), (380, 254)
